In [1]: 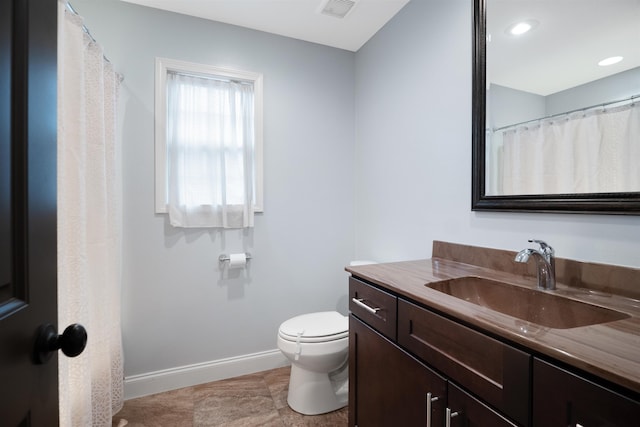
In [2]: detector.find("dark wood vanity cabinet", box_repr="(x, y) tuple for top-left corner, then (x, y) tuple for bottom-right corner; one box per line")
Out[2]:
(348, 277), (521, 427)
(348, 276), (640, 427)
(350, 314), (518, 427)
(533, 358), (640, 426)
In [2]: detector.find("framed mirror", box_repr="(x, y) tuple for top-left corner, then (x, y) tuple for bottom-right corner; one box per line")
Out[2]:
(472, 0), (640, 214)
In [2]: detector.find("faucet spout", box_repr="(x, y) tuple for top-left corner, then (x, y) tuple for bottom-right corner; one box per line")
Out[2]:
(514, 248), (533, 263)
(515, 240), (556, 290)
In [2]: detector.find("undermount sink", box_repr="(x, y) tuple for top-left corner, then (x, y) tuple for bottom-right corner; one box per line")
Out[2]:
(427, 277), (630, 329)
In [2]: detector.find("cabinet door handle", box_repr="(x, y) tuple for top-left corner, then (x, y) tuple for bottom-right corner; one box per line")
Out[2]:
(352, 297), (381, 315)
(426, 392), (439, 427)
(445, 408), (460, 427)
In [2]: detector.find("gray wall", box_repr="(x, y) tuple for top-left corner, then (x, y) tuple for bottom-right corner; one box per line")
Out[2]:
(547, 67), (640, 115)
(73, 0), (356, 378)
(354, 0), (640, 265)
(489, 84), (545, 129)
(489, 67), (640, 128)
(74, 0), (640, 386)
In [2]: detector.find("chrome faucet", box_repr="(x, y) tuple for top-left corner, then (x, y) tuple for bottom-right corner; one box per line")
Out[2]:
(515, 239), (556, 290)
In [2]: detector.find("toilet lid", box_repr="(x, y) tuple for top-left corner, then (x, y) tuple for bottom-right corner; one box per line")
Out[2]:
(279, 311), (348, 343)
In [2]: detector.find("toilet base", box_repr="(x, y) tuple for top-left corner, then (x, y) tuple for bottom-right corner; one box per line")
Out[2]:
(287, 363), (348, 415)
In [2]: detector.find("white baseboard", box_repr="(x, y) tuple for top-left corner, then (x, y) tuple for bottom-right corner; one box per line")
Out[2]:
(123, 349), (289, 400)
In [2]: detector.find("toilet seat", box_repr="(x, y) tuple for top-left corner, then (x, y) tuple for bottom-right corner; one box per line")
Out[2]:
(278, 311), (348, 343)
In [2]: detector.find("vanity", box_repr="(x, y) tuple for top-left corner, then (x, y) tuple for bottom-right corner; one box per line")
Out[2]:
(346, 241), (640, 426)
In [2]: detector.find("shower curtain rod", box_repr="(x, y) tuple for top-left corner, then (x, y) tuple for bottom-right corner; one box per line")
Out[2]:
(64, 1), (124, 81)
(65, 2), (97, 44)
(493, 93), (639, 132)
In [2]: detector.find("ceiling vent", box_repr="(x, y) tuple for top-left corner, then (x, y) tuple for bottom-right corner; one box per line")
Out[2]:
(320, 0), (356, 19)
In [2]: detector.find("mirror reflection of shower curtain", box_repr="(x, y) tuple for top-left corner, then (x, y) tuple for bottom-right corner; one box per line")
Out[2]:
(58, 2), (124, 425)
(499, 102), (640, 195)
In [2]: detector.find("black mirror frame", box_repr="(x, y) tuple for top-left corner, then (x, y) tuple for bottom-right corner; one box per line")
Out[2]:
(471, 0), (640, 215)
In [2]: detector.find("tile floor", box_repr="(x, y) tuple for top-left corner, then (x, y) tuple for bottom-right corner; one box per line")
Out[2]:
(111, 366), (348, 427)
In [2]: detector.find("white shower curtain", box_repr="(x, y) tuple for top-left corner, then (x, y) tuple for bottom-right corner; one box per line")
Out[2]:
(500, 102), (640, 195)
(57, 2), (123, 426)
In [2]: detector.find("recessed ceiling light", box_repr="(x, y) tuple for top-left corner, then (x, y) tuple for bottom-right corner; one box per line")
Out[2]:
(505, 19), (539, 36)
(598, 56), (624, 66)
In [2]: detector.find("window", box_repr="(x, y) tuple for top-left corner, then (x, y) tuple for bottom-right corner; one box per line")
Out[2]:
(155, 58), (263, 226)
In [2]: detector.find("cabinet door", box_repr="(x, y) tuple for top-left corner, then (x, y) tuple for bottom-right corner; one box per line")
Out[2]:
(447, 383), (518, 427)
(533, 358), (640, 427)
(349, 315), (447, 427)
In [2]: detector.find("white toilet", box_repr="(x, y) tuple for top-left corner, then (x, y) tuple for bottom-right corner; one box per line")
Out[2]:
(277, 260), (376, 415)
(277, 311), (349, 415)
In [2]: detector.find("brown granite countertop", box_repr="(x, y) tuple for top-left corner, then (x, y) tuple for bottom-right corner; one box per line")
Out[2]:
(345, 241), (640, 395)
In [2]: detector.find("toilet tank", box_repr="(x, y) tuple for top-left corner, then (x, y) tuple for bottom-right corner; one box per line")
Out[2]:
(349, 260), (377, 266)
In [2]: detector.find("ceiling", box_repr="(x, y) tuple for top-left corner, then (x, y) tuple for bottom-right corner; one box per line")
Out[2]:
(488, 0), (640, 96)
(120, 0), (411, 52)
(118, 0), (638, 95)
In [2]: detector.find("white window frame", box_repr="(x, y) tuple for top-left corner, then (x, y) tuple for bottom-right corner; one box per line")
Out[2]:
(154, 57), (264, 213)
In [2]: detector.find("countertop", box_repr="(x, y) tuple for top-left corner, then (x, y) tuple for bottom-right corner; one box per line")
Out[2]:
(346, 256), (640, 395)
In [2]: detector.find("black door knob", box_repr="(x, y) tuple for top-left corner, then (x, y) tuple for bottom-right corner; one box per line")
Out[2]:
(33, 323), (87, 364)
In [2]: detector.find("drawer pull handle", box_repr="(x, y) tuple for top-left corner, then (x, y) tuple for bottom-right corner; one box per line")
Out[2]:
(445, 408), (460, 427)
(352, 297), (381, 315)
(426, 392), (439, 427)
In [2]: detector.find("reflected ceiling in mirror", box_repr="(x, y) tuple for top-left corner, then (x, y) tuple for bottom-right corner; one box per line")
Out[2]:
(472, 0), (640, 214)
(488, 1), (639, 96)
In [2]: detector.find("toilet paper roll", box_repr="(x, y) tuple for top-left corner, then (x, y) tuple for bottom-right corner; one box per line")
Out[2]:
(228, 253), (247, 269)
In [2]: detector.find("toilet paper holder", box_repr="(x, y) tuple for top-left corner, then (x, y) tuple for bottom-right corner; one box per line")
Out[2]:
(218, 252), (252, 263)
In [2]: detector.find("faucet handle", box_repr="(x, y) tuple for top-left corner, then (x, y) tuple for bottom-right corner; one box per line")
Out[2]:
(528, 239), (554, 257)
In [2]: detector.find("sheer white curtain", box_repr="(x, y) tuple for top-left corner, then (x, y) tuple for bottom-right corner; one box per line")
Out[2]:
(166, 72), (255, 228)
(501, 102), (640, 195)
(57, 2), (123, 425)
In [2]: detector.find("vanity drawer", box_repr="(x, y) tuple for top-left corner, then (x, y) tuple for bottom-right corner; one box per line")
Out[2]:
(349, 277), (397, 340)
(398, 299), (531, 426)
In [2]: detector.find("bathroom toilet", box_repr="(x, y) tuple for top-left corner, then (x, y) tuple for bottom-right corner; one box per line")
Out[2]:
(277, 260), (376, 415)
(277, 311), (349, 415)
